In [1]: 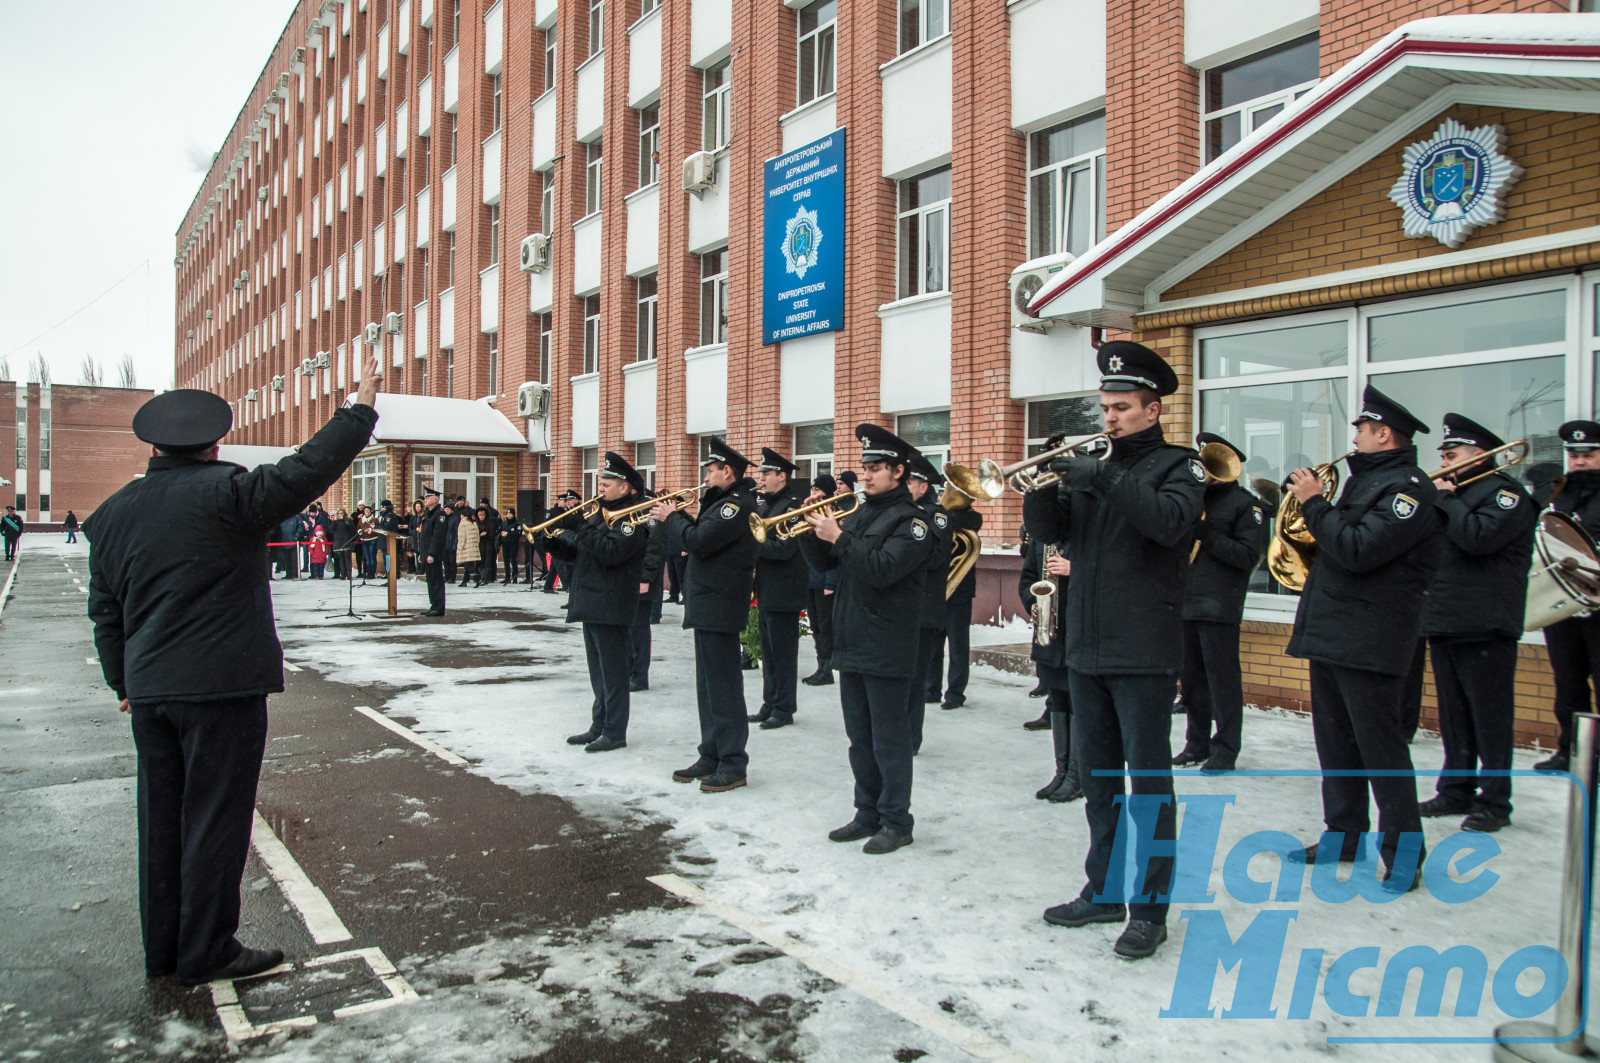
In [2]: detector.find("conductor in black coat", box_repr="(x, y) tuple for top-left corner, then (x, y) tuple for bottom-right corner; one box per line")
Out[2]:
(1025, 342), (1203, 960)
(1535, 420), (1600, 772)
(652, 438), (759, 793)
(549, 452), (650, 752)
(85, 360), (380, 986)
(800, 424), (934, 855)
(417, 488), (449, 615)
(904, 452), (952, 753)
(1284, 384), (1443, 890)
(1174, 432), (1267, 773)
(751, 448), (810, 729)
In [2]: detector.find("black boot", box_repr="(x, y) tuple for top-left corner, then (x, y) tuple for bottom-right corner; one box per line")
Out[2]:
(1023, 708), (1051, 731)
(1049, 750), (1083, 803)
(1035, 712), (1071, 799)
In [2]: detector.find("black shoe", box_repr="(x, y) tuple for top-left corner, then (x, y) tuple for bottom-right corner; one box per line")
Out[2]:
(1287, 841), (1360, 865)
(1462, 811), (1511, 833)
(1047, 778), (1084, 804)
(1023, 711), (1051, 732)
(1043, 897), (1126, 927)
(178, 947), (286, 987)
(672, 760), (716, 783)
(1171, 746), (1208, 767)
(862, 829), (913, 854)
(1035, 771), (1068, 800)
(759, 716), (793, 730)
(940, 697), (965, 710)
(700, 772), (747, 793)
(747, 709), (773, 723)
(923, 693), (941, 705)
(567, 730), (598, 746)
(585, 736), (627, 753)
(1535, 752), (1570, 772)
(1379, 861), (1423, 894)
(828, 820), (879, 843)
(801, 671), (834, 686)
(1027, 683), (1047, 698)
(629, 682), (649, 692)
(1114, 921), (1168, 959)
(1199, 753), (1235, 775)
(1418, 795), (1471, 818)
(421, 609), (445, 617)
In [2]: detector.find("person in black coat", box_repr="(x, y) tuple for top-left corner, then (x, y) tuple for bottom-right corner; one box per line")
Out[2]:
(904, 453), (952, 753)
(330, 508), (357, 581)
(1174, 432), (1268, 773)
(0, 506), (21, 560)
(85, 366), (380, 987)
(750, 448), (810, 730)
(497, 508), (523, 584)
(549, 453), (650, 752)
(665, 512), (687, 603)
(652, 439), (759, 792)
(1411, 414), (1536, 833)
(416, 489), (449, 615)
(542, 491), (581, 593)
(64, 509), (79, 543)
(929, 492), (983, 710)
(1020, 446), (1081, 803)
(1535, 421), (1600, 773)
(1284, 384), (1443, 892)
(801, 473), (840, 685)
(477, 497), (501, 582)
(799, 425), (935, 855)
(630, 498), (668, 691)
(1025, 342), (1203, 960)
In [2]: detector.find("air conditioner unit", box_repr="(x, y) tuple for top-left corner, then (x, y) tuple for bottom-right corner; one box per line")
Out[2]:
(270, 375), (285, 392)
(363, 321), (381, 344)
(186, 329), (194, 339)
(682, 150), (717, 197)
(300, 358), (315, 374)
(519, 233), (550, 273)
(233, 277), (243, 290)
(516, 381), (551, 419)
(258, 188), (269, 202)
(245, 389), (259, 402)
(1008, 251), (1078, 333)
(290, 47), (306, 73)
(384, 311), (403, 334)
(277, 73), (291, 94)
(235, 220), (245, 233)
(205, 309), (213, 320)
(312, 350), (331, 369)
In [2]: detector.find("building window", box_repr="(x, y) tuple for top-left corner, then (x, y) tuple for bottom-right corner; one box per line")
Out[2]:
(38, 493), (49, 514)
(1028, 111), (1106, 258)
(538, 453), (551, 508)
(451, 0), (461, 46)
(898, 0), (947, 54)
(486, 332), (499, 396)
(583, 295), (601, 373)
(488, 204), (500, 264)
(446, 229), (457, 281)
(444, 350), (454, 395)
(634, 440), (656, 490)
(792, 422), (834, 486)
(352, 454), (387, 507)
(896, 410), (951, 471)
(415, 453), (496, 506)
(700, 248), (728, 346)
(539, 312), (553, 382)
(702, 60), (731, 153)
(636, 273), (658, 361)
(540, 171), (556, 234)
(1202, 34), (1319, 163)
(636, 104), (660, 188)
(588, 0), (604, 57)
(581, 446), (599, 498)
(543, 28), (557, 92)
(38, 410), (49, 471)
(585, 140), (603, 216)
(492, 73), (503, 131)
(797, 1), (836, 106)
(1025, 396), (1102, 455)
(14, 408), (25, 469)
(897, 166), (951, 299)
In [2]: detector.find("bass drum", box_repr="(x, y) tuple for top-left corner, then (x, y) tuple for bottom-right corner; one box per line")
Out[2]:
(1525, 510), (1600, 631)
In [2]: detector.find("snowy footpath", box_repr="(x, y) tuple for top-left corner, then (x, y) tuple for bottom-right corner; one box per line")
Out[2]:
(264, 573), (1585, 1060)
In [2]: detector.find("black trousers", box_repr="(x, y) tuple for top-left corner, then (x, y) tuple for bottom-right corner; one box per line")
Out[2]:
(807, 588), (835, 668)
(629, 597), (653, 687)
(1544, 615), (1600, 754)
(907, 626), (942, 752)
(3, 535), (17, 560)
(501, 540), (520, 582)
(666, 554), (687, 601)
(1399, 638), (1428, 745)
(929, 598), (972, 700)
(1430, 637), (1517, 817)
(130, 696), (268, 981)
(694, 629), (749, 776)
(444, 552), (457, 583)
(758, 609), (800, 722)
(583, 622), (631, 740)
(1308, 660), (1425, 870)
(841, 671), (916, 832)
(425, 558), (446, 613)
(482, 540), (498, 582)
(1069, 671), (1177, 925)
(1181, 621), (1244, 758)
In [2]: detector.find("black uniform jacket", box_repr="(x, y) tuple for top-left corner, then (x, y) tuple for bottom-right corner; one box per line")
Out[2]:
(1020, 536), (1070, 669)
(667, 481), (759, 634)
(916, 496), (953, 630)
(1422, 468), (1535, 640)
(1183, 480), (1268, 624)
(418, 506), (449, 561)
(946, 506), (983, 603)
(85, 404), (379, 702)
(799, 483), (934, 679)
(639, 517), (667, 601)
(1287, 446), (1443, 675)
(546, 497), (650, 626)
(754, 489), (811, 613)
(1550, 470), (1600, 540)
(1022, 425), (1204, 676)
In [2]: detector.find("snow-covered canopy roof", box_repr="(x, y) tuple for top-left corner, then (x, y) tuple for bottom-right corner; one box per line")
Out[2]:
(1028, 14), (1600, 327)
(365, 394), (527, 449)
(217, 444), (297, 469)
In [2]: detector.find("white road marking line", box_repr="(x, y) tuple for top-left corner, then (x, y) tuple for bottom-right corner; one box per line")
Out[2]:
(249, 810), (353, 945)
(85, 657), (97, 666)
(77, 586), (87, 594)
(310, 947), (419, 1017)
(210, 948), (417, 1041)
(282, 660), (302, 672)
(0, 553), (20, 620)
(649, 874), (1041, 1063)
(353, 706), (468, 766)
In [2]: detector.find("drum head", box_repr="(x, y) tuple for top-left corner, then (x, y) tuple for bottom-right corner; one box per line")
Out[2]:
(1538, 511), (1600, 596)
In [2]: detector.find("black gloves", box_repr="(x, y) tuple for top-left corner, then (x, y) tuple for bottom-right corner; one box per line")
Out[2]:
(1048, 456), (1102, 489)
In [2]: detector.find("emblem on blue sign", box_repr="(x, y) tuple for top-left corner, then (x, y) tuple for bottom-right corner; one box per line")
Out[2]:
(782, 206), (824, 280)
(1387, 118), (1521, 248)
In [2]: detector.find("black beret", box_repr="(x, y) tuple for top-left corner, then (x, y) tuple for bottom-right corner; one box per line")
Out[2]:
(132, 389), (233, 451)
(813, 473), (837, 495)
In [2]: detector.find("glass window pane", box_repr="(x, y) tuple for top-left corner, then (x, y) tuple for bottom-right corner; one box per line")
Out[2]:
(923, 208), (946, 293)
(1200, 320), (1348, 378)
(799, 37), (816, 103)
(794, 422), (834, 455)
(926, 0), (947, 38)
(817, 27), (835, 96)
(1367, 290), (1567, 363)
(1249, 101), (1285, 131)
(897, 410), (951, 447)
(917, 167), (951, 204)
(1065, 165), (1093, 257)
(1205, 113), (1242, 161)
(441, 456), (471, 473)
(1030, 171), (1058, 256)
(899, 213), (920, 297)
(1372, 357), (1564, 472)
(1208, 35), (1319, 111)
(1026, 396), (1101, 449)
(900, 0), (920, 51)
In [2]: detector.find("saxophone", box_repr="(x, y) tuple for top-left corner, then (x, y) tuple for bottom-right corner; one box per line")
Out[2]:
(1031, 544), (1060, 647)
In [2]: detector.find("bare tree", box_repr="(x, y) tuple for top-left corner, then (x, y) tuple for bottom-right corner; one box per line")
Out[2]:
(79, 354), (102, 387)
(0, 357), (10, 382)
(117, 354), (137, 389)
(28, 353), (49, 385)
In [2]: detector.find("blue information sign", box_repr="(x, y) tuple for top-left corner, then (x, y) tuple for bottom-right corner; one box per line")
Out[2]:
(762, 128), (846, 346)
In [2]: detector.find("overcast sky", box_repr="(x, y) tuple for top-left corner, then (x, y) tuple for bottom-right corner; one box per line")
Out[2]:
(0, 0), (300, 393)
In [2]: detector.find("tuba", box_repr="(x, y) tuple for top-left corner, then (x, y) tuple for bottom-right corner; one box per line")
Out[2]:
(1189, 442), (1243, 562)
(1031, 544), (1061, 646)
(940, 462), (984, 598)
(1266, 452), (1354, 592)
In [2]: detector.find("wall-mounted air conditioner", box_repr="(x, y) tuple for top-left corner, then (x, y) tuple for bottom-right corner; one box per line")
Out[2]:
(516, 381), (551, 419)
(384, 311), (402, 334)
(363, 321), (381, 344)
(1008, 251), (1077, 333)
(682, 150), (717, 197)
(312, 351), (331, 369)
(519, 233), (550, 273)
(270, 375), (285, 392)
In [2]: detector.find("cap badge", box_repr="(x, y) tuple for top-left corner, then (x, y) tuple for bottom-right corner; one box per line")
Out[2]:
(1108, 355), (1124, 372)
(859, 435), (871, 447)
(1576, 429), (1588, 442)
(1393, 493), (1419, 520)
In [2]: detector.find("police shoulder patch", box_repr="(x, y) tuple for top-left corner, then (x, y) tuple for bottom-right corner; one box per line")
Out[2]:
(1496, 488), (1520, 510)
(1252, 507), (1263, 525)
(719, 501), (739, 520)
(1189, 458), (1207, 482)
(911, 519), (928, 541)
(1392, 493), (1419, 520)
(621, 523), (636, 536)
(934, 513), (948, 529)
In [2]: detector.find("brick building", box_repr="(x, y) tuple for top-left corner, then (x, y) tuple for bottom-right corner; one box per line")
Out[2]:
(0, 383), (155, 530)
(175, 0), (1595, 742)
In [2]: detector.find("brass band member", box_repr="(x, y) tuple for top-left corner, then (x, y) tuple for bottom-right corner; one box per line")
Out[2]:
(929, 467), (984, 711)
(652, 438), (758, 793)
(552, 452), (650, 753)
(751, 448), (809, 730)
(1284, 384), (1441, 892)
(1537, 419), (1600, 772)
(800, 424), (934, 854)
(1019, 438), (1079, 802)
(1173, 432), (1266, 773)
(905, 451), (953, 754)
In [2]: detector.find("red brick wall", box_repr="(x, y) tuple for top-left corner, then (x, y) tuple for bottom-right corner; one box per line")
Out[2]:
(1104, 0), (1199, 229)
(1320, 0), (1566, 75)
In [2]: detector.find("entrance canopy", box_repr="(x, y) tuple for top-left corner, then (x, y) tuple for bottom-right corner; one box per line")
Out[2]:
(365, 394), (527, 449)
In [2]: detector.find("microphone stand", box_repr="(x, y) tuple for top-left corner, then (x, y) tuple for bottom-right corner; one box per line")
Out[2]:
(325, 546), (365, 620)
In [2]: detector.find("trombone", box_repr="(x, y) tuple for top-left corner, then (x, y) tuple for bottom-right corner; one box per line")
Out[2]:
(602, 485), (703, 528)
(523, 496), (599, 540)
(975, 433), (1112, 498)
(1266, 452), (1355, 592)
(748, 493), (861, 543)
(1429, 439), (1529, 487)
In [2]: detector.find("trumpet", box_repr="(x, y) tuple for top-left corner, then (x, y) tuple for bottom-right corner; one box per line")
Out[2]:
(1266, 452), (1355, 592)
(523, 496), (599, 540)
(603, 485), (703, 528)
(748, 493), (861, 543)
(976, 433), (1112, 498)
(1429, 439), (1529, 487)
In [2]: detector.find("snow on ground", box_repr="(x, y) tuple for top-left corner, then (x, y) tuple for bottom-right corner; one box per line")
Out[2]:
(257, 571), (1582, 1059)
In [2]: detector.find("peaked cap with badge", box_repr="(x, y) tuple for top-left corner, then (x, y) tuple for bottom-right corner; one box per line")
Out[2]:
(132, 389), (234, 453)
(1097, 341), (1179, 396)
(700, 436), (752, 476)
(1352, 383), (1429, 438)
(1560, 420), (1600, 452)
(600, 450), (646, 494)
(906, 450), (945, 486)
(1438, 413), (1505, 452)
(1195, 431), (1248, 464)
(855, 423), (917, 466)
(759, 447), (798, 476)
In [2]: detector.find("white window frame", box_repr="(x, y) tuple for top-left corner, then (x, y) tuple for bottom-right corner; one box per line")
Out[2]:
(896, 166), (951, 300)
(1201, 35), (1319, 164)
(636, 103), (660, 189)
(792, 422), (834, 486)
(700, 248), (728, 347)
(583, 294), (601, 374)
(1026, 111), (1106, 259)
(587, 0), (604, 57)
(584, 139), (603, 216)
(702, 60), (731, 153)
(797, 1), (836, 106)
(635, 273), (657, 362)
(581, 446), (600, 498)
(898, 0), (948, 54)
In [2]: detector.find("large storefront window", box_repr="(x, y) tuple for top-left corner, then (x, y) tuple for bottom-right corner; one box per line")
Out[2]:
(413, 453), (497, 507)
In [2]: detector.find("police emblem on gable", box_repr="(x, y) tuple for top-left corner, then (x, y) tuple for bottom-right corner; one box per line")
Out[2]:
(1496, 489), (1520, 510)
(782, 206), (824, 281)
(1388, 118), (1521, 249)
(719, 501), (739, 520)
(1189, 459), (1206, 482)
(1393, 493), (1419, 520)
(934, 513), (948, 530)
(911, 519), (928, 541)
